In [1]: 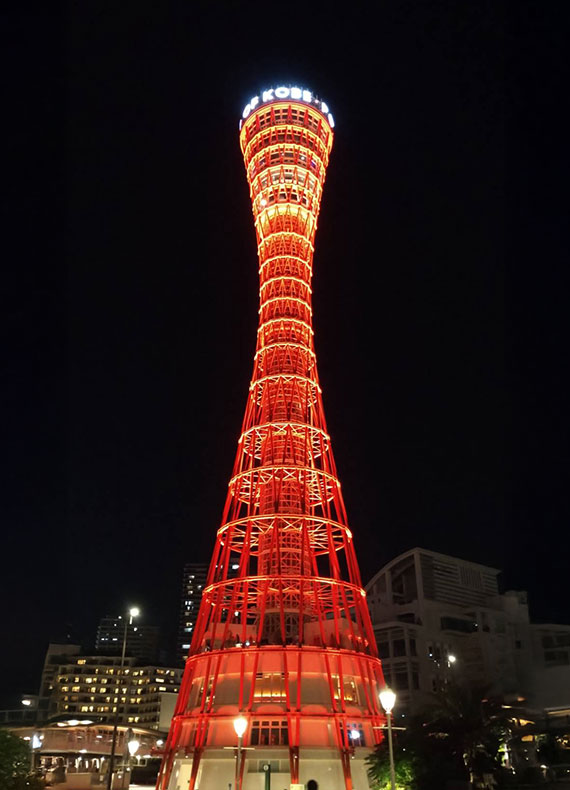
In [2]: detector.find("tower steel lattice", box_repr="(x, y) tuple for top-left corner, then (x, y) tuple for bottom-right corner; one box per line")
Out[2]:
(157, 86), (386, 790)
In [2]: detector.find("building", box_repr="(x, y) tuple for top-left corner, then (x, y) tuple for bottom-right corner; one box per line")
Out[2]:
(178, 563), (209, 663)
(366, 548), (532, 713)
(178, 562), (240, 663)
(38, 643), (82, 723)
(0, 643), (183, 789)
(157, 87), (386, 790)
(96, 615), (160, 663)
(0, 701), (38, 726)
(527, 623), (570, 711)
(365, 547), (570, 716)
(10, 721), (164, 789)
(45, 652), (182, 729)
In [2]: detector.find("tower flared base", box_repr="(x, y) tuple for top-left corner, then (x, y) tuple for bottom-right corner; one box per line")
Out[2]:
(165, 747), (373, 790)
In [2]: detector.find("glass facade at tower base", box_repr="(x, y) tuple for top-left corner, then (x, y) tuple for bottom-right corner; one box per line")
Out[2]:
(167, 747), (373, 790)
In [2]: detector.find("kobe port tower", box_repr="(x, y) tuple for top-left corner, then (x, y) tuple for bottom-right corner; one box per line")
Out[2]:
(156, 85), (387, 790)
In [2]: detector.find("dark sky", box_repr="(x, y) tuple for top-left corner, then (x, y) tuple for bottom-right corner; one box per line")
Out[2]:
(3, 2), (569, 706)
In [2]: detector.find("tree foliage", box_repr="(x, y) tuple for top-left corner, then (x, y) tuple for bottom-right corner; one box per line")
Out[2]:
(366, 737), (417, 789)
(0, 731), (44, 790)
(422, 683), (512, 782)
(367, 683), (513, 790)
(0, 730), (30, 786)
(536, 733), (564, 766)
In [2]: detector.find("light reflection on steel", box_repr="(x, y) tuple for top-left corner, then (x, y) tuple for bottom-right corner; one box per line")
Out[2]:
(157, 90), (386, 790)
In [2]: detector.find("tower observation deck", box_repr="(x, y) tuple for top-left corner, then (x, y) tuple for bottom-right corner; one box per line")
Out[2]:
(157, 86), (386, 790)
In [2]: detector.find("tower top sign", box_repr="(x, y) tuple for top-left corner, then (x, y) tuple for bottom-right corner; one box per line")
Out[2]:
(240, 85), (334, 128)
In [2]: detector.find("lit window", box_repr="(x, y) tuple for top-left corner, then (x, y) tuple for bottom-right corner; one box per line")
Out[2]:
(345, 723), (365, 746)
(253, 673), (286, 701)
(332, 674), (359, 704)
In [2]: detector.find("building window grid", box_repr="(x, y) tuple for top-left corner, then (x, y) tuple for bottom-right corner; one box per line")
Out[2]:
(332, 674), (360, 705)
(250, 719), (289, 747)
(346, 722), (366, 746)
(253, 673), (286, 701)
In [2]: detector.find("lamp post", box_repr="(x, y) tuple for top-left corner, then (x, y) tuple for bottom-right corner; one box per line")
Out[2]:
(233, 716), (247, 790)
(30, 732), (42, 773)
(121, 730), (140, 789)
(106, 607), (140, 790)
(379, 687), (397, 790)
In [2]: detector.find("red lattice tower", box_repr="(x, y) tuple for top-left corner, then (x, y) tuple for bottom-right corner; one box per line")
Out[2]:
(157, 86), (386, 790)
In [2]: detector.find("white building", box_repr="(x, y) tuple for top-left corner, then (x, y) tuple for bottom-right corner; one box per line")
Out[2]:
(366, 548), (534, 713)
(527, 623), (570, 712)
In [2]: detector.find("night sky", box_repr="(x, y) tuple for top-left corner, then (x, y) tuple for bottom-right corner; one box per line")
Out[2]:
(3, 2), (569, 706)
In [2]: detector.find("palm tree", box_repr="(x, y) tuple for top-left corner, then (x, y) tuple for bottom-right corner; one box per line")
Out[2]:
(421, 683), (512, 787)
(367, 683), (513, 790)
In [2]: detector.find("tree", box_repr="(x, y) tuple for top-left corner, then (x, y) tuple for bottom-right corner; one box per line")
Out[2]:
(536, 733), (564, 766)
(367, 684), (513, 790)
(421, 683), (512, 787)
(366, 736), (417, 789)
(0, 730), (44, 790)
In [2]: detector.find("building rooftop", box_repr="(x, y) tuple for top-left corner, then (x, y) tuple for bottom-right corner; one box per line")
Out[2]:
(366, 546), (501, 590)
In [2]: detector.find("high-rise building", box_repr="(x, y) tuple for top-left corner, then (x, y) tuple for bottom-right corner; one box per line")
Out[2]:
(45, 652), (182, 729)
(157, 86), (386, 790)
(178, 563), (209, 663)
(96, 615), (160, 664)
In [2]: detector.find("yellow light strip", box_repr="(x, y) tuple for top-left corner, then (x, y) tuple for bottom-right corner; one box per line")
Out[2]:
(260, 276), (312, 295)
(217, 515), (349, 534)
(247, 143), (327, 172)
(256, 317), (314, 336)
(258, 255), (312, 276)
(249, 372), (318, 390)
(254, 341), (316, 359)
(257, 232), (314, 254)
(240, 421), (330, 442)
(258, 295), (312, 314)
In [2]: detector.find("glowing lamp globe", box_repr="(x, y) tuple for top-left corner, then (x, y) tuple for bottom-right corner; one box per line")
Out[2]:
(233, 717), (247, 738)
(379, 687), (397, 715)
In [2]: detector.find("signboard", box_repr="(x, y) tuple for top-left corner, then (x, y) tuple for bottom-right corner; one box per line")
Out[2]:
(241, 86), (334, 128)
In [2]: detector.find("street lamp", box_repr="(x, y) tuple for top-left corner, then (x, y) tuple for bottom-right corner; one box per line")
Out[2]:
(30, 732), (43, 772)
(120, 732), (140, 789)
(379, 687), (397, 790)
(127, 736), (140, 757)
(106, 606), (140, 790)
(233, 716), (247, 790)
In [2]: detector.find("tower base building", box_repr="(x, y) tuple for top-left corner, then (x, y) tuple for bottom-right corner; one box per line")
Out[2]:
(171, 749), (371, 790)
